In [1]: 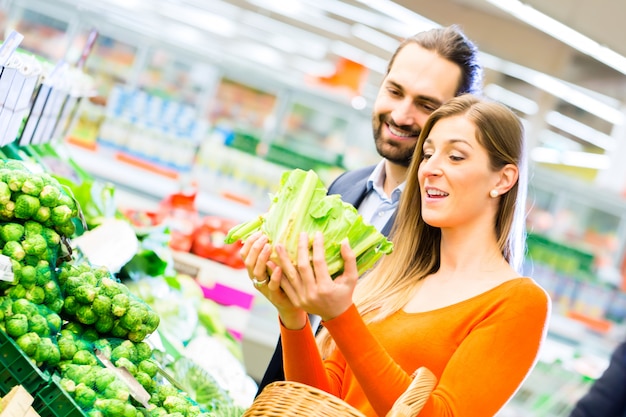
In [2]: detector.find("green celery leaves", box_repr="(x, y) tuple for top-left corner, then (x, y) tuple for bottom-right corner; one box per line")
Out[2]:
(224, 169), (393, 278)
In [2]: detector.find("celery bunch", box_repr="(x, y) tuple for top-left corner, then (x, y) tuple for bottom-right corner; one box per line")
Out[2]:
(225, 169), (393, 278)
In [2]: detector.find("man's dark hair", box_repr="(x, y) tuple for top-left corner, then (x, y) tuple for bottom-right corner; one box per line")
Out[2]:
(386, 25), (483, 95)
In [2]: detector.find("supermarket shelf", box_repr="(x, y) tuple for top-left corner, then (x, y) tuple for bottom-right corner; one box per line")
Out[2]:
(65, 143), (261, 223)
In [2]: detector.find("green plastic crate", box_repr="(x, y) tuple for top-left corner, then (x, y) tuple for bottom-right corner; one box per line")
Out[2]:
(0, 329), (50, 395)
(32, 374), (86, 417)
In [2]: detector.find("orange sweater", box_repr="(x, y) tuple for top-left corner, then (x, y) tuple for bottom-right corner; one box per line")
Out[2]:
(281, 278), (550, 417)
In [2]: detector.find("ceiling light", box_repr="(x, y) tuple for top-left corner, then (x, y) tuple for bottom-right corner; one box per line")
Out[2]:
(158, 3), (237, 37)
(480, 52), (624, 126)
(530, 147), (610, 170)
(485, 0), (626, 76)
(484, 83), (538, 115)
(545, 111), (614, 151)
(351, 24), (399, 51)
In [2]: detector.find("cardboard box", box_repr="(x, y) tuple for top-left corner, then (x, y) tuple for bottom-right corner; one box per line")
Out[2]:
(0, 385), (40, 417)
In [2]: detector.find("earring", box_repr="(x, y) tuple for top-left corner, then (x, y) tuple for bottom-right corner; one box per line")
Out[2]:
(489, 189), (499, 198)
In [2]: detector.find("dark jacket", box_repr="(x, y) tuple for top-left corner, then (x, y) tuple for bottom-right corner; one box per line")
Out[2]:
(569, 341), (626, 417)
(255, 165), (396, 395)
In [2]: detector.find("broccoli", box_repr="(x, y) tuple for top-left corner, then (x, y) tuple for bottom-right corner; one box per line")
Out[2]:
(18, 265), (37, 289)
(92, 295), (112, 316)
(114, 357), (137, 375)
(63, 275), (84, 295)
(14, 193), (41, 219)
(51, 205), (72, 225)
(92, 399), (126, 417)
(38, 184), (61, 207)
(76, 305), (97, 325)
(111, 293), (129, 317)
(120, 308), (143, 331)
(162, 395), (190, 414)
(5, 313), (28, 337)
(63, 295), (80, 316)
(111, 341), (136, 362)
(34, 336), (60, 365)
(33, 206), (51, 223)
(74, 285), (97, 304)
(46, 312), (62, 334)
(27, 313), (50, 336)
(43, 280), (61, 305)
(61, 363), (93, 384)
(21, 175), (43, 196)
(55, 220), (76, 238)
(94, 315), (114, 334)
(0, 201), (15, 220)
(99, 277), (124, 298)
(22, 234), (47, 256)
(127, 326), (149, 343)
(101, 379), (130, 402)
(24, 285), (45, 304)
(135, 341), (153, 362)
(24, 220), (44, 237)
(6, 170), (27, 192)
(0, 181), (10, 204)
(138, 359), (158, 378)
(80, 271), (98, 287)
(74, 383), (97, 408)
(15, 331), (41, 356)
(59, 377), (76, 394)
(42, 227), (61, 247)
(0, 223), (24, 242)
(11, 298), (38, 317)
(72, 349), (97, 366)
(7, 283), (26, 299)
(35, 261), (52, 286)
(2, 240), (25, 261)
(133, 371), (155, 393)
(94, 367), (117, 392)
(48, 297), (64, 314)
(58, 337), (78, 361)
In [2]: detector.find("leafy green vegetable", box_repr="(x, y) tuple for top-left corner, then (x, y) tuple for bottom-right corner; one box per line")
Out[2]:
(225, 169), (393, 278)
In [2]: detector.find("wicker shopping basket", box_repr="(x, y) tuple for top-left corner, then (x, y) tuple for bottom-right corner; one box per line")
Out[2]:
(243, 367), (437, 417)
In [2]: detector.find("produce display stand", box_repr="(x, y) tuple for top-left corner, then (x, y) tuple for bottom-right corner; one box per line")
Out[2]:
(0, 331), (84, 417)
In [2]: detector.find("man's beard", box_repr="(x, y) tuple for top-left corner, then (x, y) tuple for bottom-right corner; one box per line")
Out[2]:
(372, 115), (419, 168)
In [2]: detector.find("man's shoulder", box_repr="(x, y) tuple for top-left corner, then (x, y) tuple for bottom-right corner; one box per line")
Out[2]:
(329, 165), (376, 189)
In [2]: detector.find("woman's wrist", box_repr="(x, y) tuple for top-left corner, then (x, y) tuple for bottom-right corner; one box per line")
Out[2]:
(279, 310), (308, 330)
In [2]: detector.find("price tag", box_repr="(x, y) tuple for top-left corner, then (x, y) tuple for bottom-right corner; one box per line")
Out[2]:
(0, 254), (15, 283)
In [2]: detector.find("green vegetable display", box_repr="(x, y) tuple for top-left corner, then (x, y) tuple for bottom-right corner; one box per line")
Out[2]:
(0, 157), (241, 417)
(56, 261), (160, 342)
(0, 160), (80, 238)
(225, 168), (394, 278)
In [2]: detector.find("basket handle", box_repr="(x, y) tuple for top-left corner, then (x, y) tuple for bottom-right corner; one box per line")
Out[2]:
(386, 367), (438, 417)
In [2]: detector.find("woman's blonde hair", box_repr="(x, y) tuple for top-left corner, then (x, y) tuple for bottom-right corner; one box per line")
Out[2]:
(317, 94), (527, 357)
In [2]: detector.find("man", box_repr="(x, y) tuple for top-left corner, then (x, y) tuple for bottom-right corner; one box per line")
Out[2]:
(568, 340), (626, 416)
(255, 24), (483, 395)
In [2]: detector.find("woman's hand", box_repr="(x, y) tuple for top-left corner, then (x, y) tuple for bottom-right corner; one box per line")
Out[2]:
(275, 231), (358, 322)
(240, 232), (306, 329)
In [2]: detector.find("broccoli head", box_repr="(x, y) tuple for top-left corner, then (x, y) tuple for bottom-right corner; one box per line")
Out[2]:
(15, 331), (41, 356)
(14, 193), (41, 219)
(0, 223), (24, 242)
(6, 313), (28, 337)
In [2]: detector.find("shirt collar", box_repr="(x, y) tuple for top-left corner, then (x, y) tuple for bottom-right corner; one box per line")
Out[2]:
(366, 160), (405, 200)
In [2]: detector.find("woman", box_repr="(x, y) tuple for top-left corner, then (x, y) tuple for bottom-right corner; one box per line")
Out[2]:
(242, 94), (551, 416)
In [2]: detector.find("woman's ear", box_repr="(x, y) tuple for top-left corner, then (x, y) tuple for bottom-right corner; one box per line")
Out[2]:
(494, 164), (518, 195)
